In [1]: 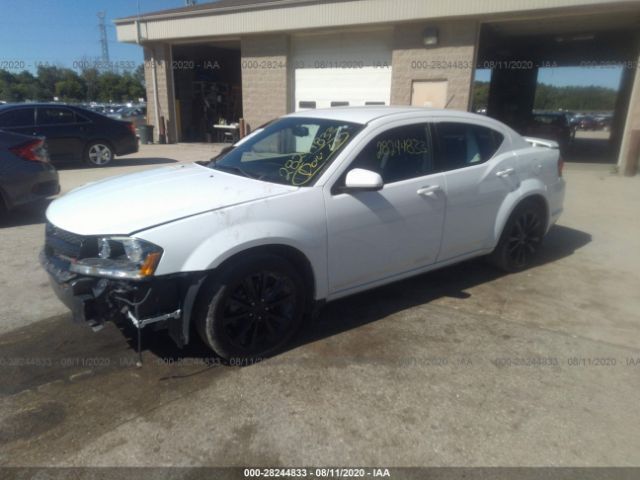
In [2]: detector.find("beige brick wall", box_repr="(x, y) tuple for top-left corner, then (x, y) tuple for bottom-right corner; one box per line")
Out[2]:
(143, 44), (177, 143)
(390, 21), (478, 111)
(142, 24), (478, 140)
(240, 35), (289, 132)
(617, 49), (640, 175)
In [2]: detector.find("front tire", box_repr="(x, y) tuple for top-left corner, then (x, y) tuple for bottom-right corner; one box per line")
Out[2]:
(85, 141), (113, 167)
(490, 201), (546, 273)
(195, 254), (306, 361)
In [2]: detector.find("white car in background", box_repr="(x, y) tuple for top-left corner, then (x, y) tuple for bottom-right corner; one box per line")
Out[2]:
(41, 107), (565, 360)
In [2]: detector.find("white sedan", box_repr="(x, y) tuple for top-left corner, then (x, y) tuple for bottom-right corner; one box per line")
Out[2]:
(42, 107), (565, 360)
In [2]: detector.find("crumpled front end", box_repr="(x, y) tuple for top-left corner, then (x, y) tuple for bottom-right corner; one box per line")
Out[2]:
(40, 222), (203, 347)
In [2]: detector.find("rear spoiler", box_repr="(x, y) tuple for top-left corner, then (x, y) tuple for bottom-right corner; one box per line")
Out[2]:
(523, 136), (559, 149)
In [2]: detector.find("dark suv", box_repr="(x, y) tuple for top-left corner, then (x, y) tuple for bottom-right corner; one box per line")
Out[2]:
(0, 104), (138, 167)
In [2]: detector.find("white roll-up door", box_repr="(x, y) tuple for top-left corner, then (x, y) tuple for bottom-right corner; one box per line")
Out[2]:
(292, 30), (393, 111)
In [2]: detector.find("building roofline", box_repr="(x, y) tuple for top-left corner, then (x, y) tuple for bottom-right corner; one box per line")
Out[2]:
(114, 0), (348, 24)
(114, 0), (639, 43)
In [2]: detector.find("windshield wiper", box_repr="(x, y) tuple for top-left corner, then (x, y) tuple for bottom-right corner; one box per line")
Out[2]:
(212, 163), (257, 179)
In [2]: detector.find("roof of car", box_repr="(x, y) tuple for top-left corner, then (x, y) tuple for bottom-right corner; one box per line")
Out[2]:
(286, 106), (493, 124)
(0, 103), (83, 110)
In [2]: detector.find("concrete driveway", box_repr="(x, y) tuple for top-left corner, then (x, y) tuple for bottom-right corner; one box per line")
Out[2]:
(0, 147), (639, 467)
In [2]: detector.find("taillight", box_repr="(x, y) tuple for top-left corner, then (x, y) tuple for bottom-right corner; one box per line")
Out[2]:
(127, 122), (136, 136)
(557, 156), (564, 177)
(10, 139), (49, 163)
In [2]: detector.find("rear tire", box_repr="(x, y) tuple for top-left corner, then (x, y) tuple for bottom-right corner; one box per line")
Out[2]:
(195, 253), (306, 361)
(84, 141), (113, 167)
(490, 201), (546, 273)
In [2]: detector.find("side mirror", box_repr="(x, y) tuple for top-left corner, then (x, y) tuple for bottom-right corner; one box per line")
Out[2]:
(343, 168), (383, 192)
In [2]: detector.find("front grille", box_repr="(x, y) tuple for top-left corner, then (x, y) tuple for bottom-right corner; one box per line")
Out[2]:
(45, 222), (85, 259)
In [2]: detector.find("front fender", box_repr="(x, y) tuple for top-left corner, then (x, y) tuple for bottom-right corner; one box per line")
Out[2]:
(135, 189), (328, 299)
(185, 220), (324, 289)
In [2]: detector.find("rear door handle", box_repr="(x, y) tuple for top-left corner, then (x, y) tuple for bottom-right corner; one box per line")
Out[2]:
(496, 167), (515, 178)
(417, 185), (441, 197)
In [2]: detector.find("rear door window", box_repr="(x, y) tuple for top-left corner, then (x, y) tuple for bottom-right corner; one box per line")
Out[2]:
(74, 111), (91, 123)
(37, 107), (76, 126)
(0, 107), (35, 127)
(434, 122), (504, 171)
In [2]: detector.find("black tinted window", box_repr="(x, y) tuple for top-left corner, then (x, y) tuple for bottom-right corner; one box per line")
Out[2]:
(434, 122), (504, 171)
(0, 108), (35, 127)
(349, 124), (434, 183)
(37, 108), (76, 125)
(75, 111), (90, 123)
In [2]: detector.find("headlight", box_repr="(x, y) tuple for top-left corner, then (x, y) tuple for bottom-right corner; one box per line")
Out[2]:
(70, 237), (163, 280)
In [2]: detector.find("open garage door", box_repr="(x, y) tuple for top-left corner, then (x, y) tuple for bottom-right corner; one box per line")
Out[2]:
(292, 30), (392, 111)
(172, 42), (242, 142)
(475, 11), (639, 165)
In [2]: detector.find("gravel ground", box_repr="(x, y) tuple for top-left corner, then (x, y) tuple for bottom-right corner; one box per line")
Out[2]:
(0, 144), (639, 467)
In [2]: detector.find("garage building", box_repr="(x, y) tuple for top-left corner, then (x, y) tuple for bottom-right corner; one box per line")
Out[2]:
(114, 0), (640, 175)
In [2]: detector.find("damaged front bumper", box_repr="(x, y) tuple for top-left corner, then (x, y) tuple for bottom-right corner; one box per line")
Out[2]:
(40, 250), (205, 347)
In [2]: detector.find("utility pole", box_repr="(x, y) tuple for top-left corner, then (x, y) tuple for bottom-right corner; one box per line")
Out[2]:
(97, 11), (110, 69)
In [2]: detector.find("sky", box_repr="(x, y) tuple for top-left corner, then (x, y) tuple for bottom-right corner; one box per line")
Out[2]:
(0, 0), (624, 90)
(0, 0), (201, 72)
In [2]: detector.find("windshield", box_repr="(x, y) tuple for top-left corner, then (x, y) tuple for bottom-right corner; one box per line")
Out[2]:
(209, 117), (363, 186)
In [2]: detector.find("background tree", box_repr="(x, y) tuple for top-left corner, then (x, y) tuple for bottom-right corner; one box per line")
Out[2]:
(0, 70), (16, 101)
(81, 68), (100, 101)
(36, 66), (63, 100)
(10, 71), (39, 101)
(473, 80), (617, 112)
(534, 84), (617, 111)
(55, 70), (86, 101)
(133, 63), (145, 88)
(0, 66), (146, 103)
(96, 71), (123, 102)
(472, 81), (490, 110)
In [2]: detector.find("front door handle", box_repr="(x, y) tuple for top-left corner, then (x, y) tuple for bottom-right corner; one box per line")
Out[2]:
(496, 167), (515, 178)
(417, 185), (441, 197)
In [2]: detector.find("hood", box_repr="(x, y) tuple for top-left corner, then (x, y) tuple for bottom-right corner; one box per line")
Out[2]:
(46, 163), (297, 235)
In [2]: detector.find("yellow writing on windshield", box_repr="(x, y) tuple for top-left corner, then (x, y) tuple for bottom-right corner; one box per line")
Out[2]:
(279, 127), (351, 186)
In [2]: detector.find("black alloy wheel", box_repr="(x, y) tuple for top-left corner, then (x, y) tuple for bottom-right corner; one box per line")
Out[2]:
(221, 270), (297, 352)
(196, 254), (305, 361)
(506, 210), (543, 269)
(490, 201), (546, 272)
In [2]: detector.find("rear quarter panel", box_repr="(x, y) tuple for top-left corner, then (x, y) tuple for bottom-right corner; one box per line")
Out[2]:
(494, 145), (565, 241)
(86, 114), (137, 156)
